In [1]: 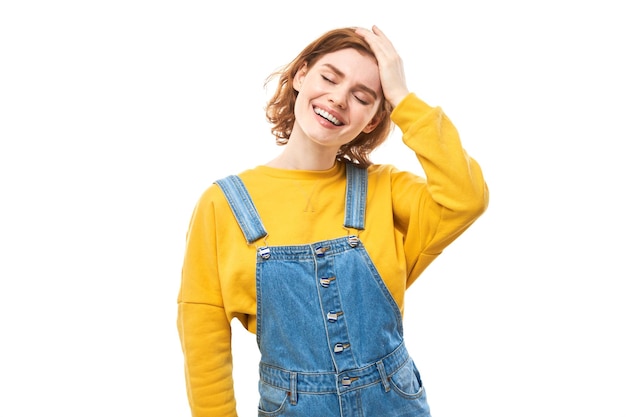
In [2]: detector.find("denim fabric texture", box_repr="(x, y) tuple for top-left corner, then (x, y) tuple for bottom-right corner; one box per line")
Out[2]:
(216, 165), (431, 416)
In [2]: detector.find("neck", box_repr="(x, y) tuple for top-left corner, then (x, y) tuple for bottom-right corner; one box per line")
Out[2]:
(266, 152), (337, 171)
(266, 141), (339, 171)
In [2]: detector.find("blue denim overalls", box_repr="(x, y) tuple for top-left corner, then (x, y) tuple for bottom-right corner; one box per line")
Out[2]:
(216, 163), (431, 417)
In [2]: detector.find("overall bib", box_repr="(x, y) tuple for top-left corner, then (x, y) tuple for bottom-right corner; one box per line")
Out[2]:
(216, 164), (431, 417)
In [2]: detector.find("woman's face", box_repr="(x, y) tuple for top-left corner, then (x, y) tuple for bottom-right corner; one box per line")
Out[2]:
(291, 48), (383, 151)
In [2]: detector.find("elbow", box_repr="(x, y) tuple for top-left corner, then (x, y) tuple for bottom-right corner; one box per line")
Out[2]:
(452, 182), (489, 220)
(465, 182), (490, 218)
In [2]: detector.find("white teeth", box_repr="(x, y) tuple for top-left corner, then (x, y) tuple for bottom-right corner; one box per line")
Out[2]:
(314, 107), (341, 126)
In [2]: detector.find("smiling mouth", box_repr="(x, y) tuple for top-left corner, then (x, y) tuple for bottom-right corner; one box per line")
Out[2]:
(314, 107), (343, 126)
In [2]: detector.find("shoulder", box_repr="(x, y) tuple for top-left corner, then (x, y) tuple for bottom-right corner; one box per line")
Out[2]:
(365, 164), (428, 201)
(192, 169), (250, 209)
(366, 163), (423, 183)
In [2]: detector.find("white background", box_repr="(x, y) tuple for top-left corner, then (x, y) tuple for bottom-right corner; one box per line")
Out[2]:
(1, 1), (625, 416)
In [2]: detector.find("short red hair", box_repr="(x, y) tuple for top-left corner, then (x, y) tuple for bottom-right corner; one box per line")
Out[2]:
(265, 27), (393, 167)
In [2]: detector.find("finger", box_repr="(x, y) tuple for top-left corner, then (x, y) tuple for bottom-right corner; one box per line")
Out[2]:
(371, 25), (388, 40)
(357, 26), (395, 57)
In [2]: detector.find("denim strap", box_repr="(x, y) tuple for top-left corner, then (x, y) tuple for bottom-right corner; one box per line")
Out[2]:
(216, 163), (367, 242)
(215, 175), (268, 244)
(344, 163), (368, 230)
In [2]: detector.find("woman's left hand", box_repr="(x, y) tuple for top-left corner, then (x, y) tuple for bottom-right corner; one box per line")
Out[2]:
(355, 25), (410, 108)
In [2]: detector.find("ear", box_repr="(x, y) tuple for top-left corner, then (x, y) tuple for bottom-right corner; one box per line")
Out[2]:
(362, 114), (381, 134)
(293, 63), (308, 92)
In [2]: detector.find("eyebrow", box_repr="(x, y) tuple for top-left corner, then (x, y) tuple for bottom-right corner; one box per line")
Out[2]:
(320, 63), (379, 101)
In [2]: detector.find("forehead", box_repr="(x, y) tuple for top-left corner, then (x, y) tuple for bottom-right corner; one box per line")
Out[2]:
(312, 49), (381, 90)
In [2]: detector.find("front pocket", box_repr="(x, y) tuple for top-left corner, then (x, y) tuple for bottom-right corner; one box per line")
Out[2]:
(258, 381), (289, 416)
(388, 359), (425, 399)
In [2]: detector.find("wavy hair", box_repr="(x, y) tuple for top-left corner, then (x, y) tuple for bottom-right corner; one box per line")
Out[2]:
(264, 27), (394, 167)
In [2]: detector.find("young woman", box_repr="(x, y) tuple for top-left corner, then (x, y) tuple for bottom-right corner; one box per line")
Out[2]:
(177, 25), (488, 417)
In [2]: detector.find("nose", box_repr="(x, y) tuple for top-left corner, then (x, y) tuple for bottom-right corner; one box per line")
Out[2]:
(328, 88), (348, 109)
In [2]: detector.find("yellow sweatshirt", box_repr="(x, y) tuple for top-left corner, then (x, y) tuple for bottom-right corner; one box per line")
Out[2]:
(177, 93), (489, 416)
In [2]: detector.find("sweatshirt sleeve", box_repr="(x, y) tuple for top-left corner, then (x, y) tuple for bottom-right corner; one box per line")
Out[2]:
(390, 93), (489, 286)
(177, 188), (238, 417)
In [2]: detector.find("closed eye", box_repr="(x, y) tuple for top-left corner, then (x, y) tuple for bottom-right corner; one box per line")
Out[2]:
(353, 94), (370, 105)
(321, 73), (372, 105)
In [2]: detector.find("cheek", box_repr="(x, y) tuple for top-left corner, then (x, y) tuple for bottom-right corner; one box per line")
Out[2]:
(293, 94), (314, 124)
(294, 93), (308, 112)
(358, 107), (380, 126)
(302, 80), (326, 97)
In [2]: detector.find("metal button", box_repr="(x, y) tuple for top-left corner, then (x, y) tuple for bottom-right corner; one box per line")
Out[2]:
(334, 343), (350, 353)
(347, 235), (359, 247)
(341, 376), (358, 386)
(319, 277), (336, 288)
(258, 246), (270, 259)
(315, 246), (330, 257)
(327, 311), (343, 322)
